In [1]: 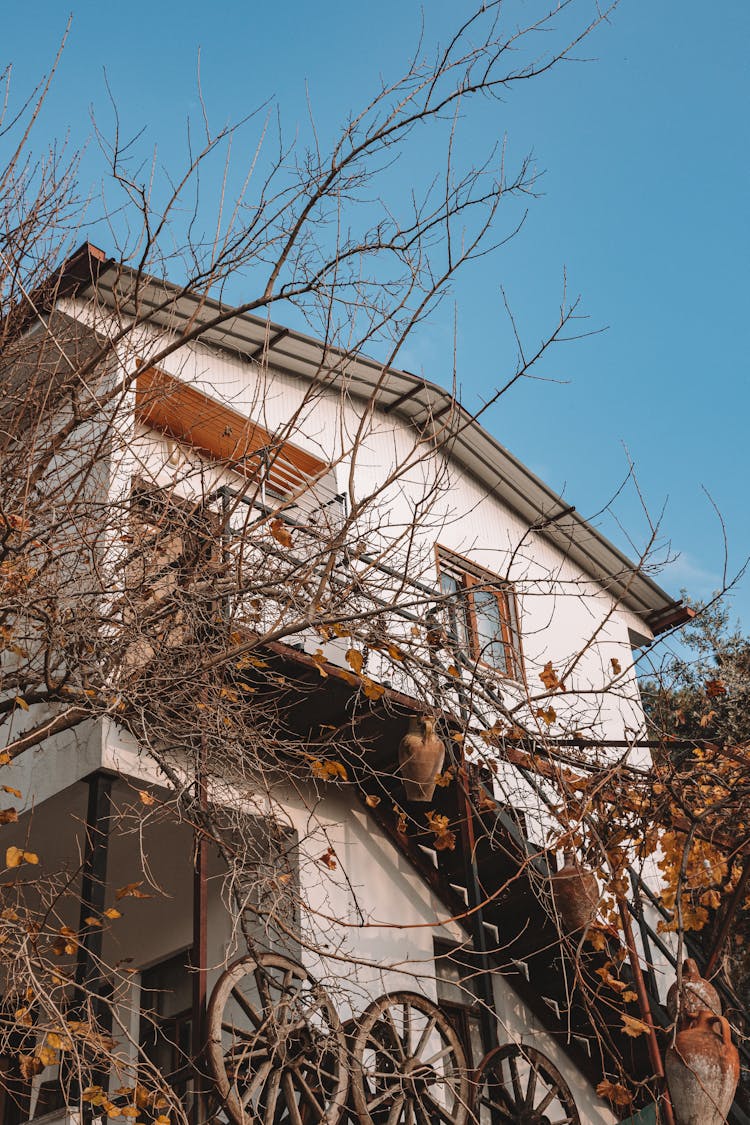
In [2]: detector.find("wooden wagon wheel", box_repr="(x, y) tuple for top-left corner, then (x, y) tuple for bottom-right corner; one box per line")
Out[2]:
(351, 991), (470, 1125)
(471, 1044), (580, 1125)
(206, 953), (349, 1125)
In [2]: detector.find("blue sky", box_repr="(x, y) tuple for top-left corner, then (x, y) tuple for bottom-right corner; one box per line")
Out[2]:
(4, 1), (749, 634)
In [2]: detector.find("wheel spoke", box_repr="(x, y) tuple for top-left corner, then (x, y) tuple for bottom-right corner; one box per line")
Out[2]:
(508, 1058), (523, 1107)
(535, 1084), (561, 1114)
(240, 1058), (274, 1108)
(262, 1067), (283, 1125)
(290, 1064), (326, 1116)
(255, 966), (274, 1015)
(282, 1070), (304, 1125)
(422, 1092), (457, 1125)
(366, 1082), (403, 1112)
(365, 1030), (402, 1066)
(231, 986), (263, 1028)
(524, 1064), (537, 1109)
(384, 1008), (407, 1060)
(422, 1044), (456, 1069)
(402, 1003), (412, 1055)
(413, 1017), (437, 1060)
(413, 1099), (433, 1125)
(386, 1094), (406, 1125)
(222, 1019), (260, 1041)
(480, 1091), (514, 1116)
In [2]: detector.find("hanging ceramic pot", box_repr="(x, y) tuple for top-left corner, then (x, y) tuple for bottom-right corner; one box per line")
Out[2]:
(398, 715), (445, 802)
(667, 958), (722, 1028)
(666, 1012), (739, 1125)
(551, 850), (599, 933)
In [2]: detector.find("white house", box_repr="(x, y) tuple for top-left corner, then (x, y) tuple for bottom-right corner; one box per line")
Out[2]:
(0, 245), (704, 1125)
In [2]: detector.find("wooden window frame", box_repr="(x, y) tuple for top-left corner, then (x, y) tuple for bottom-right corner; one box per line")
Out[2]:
(436, 547), (523, 681)
(433, 940), (485, 1069)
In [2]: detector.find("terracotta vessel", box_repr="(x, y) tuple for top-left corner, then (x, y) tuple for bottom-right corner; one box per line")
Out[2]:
(398, 715), (445, 802)
(551, 851), (599, 933)
(667, 958), (722, 1028)
(666, 1012), (739, 1125)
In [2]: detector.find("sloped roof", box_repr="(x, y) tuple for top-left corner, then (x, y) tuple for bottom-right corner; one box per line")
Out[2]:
(53, 243), (689, 633)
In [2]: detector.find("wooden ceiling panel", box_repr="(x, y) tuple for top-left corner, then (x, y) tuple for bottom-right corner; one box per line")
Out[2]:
(134, 366), (328, 495)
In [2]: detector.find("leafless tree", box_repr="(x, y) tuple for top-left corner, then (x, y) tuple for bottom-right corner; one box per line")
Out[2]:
(2, 5), (744, 1125)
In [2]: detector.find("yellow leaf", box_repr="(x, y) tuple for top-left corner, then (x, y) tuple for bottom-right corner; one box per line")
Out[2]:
(6, 846), (37, 868)
(155, 1117), (171, 1124)
(138, 790), (155, 806)
(46, 1032), (71, 1051)
(345, 648), (364, 674)
(311, 649), (328, 678)
(0, 808), (18, 824)
(700, 888), (721, 910)
(621, 1014), (651, 1038)
(623, 990), (638, 1003)
(610, 657), (622, 675)
(446, 665), (459, 678)
(13, 697), (29, 711)
(365, 794), (381, 807)
(115, 881), (152, 900)
(426, 810), (457, 851)
(587, 928), (607, 951)
(539, 661), (564, 692)
(318, 847), (337, 870)
(2, 786), (21, 798)
(104, 907), (122, 920)
(596, 1080), (632, 1107)
(535, 706), (556, 726)
(269, 518), (293, 548)
(19, 1054), (44, 1079)
(36, 1045), (58, 1067)
(434, 768), (455, 788)
(84, 916), (103, 927)
(0, 752), (11, 766)
(311, 760), (348, 782)
(362, 678), (385, 701)
(387, 645), (403, 662)
(121, 1108), (139, 1119)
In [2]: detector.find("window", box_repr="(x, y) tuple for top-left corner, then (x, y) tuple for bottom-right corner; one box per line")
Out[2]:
(434, 942), (485, 1068)
(437, 550), (522, 679)
(139, 948), (193, 1097)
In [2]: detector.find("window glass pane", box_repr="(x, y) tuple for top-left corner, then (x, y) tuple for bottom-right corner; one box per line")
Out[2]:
(441, 571), (470, 652)
(472, 589), (507, 667)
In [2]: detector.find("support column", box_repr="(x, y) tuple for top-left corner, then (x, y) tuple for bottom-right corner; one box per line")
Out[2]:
(72, 771), (114, 1096)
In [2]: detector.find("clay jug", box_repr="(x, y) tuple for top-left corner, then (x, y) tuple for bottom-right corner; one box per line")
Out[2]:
(551, 851), (599, 933)
(667, 959), (722, 1027)
(398, 715), (445, 802)
(665, 1012), (739, 1125)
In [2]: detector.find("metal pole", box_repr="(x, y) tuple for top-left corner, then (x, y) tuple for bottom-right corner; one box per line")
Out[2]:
(191, 736), (209, 1124)
(456, 767), (499, 1056)
(617, 895), (676, 1125)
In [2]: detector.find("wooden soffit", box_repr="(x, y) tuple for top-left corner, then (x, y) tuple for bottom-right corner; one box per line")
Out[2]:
(134, 366), (328, 495)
